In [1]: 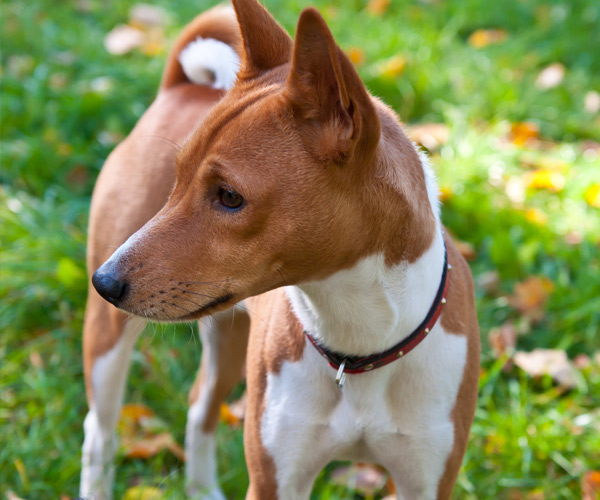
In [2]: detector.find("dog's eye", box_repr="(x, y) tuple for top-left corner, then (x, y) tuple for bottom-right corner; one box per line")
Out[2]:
(219, 188), (244, 210)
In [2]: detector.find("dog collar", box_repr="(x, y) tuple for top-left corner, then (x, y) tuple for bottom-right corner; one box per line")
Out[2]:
(305, 242), (450, 388)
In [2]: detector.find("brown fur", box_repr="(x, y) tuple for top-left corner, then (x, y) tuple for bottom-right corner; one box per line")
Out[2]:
(88, 1), (479, 497)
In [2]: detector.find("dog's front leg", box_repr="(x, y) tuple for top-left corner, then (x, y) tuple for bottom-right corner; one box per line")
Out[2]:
(185, 307), (249, 500)
(80, 296), (145, 500)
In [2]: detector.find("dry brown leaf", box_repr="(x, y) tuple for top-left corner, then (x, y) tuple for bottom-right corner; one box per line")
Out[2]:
(468, 29), (507, 48)
(379, 55), (406, 80)
(535, 63), (565, 90)
(509, 276), (553, 321)
(330, 463), (388, 496)
(524, 169), (565, 192)
(510, 122), (540, 146)
(455, 240), (477, 261)
(122, 485), (163, 500)
(489, 323), (517, 358)
(367, 0), (391, 15)
(104, 25), (144, 55)
(407, 123), (449, 151)
(122, 432), (185, 461)
(514, 349), (576, 388)
(347, 47), (366, 66)
(583, 470), (600, 500)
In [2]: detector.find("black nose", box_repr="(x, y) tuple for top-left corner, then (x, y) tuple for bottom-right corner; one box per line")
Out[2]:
(92, 269), (127, 305)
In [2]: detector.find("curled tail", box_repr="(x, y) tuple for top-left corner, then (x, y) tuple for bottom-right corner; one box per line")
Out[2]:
(160, 5), (241, 91)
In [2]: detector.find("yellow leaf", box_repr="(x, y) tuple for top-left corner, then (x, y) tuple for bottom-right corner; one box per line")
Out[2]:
(439, 186), (452, 202)
(122, 486), (163, 500)
(467, 29), (507, 48)
(379, 55), (406, 80)
(220, 403), (242, 428)
(525, 169), (565, 192)
(525, 207), (548, 225)
(584, 183), (600, 208)
(121, 403), (154, 422)
(510, 122), (539, 146)
(367, 0), (390, 15)
(347, 47), (365, 66)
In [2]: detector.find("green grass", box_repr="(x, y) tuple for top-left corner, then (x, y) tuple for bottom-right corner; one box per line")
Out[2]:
(1, 0), (599, 498)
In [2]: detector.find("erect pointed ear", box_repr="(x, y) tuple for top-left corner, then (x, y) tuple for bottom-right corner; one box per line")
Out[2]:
(285, 8), (379, 163)
(231, 0), (293, 78)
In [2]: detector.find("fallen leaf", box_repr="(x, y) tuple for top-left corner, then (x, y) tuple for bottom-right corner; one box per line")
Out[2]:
(439, 185), (452, 202)
(582, 470), (600, 500)
(525, 169), (565, 192)
(122, 486), (163, 500)
(121, 403), (154, 424)
(129, 4), (168, 29)
(104, 24), (144, 55)
(330, 463), (388, 496)
(535, 63), (565, 90)
(489, 323), (517, 358)
(220, 403), (242, 428)
(455, 239), (477, 261)
(367, 0), (391, 15)
(510, 122), (539, 146)
(29, 351), (43, 368)
(468, 29), (507, 48)
(509, 276), (553, 321)
(122, 432), (185, 461)
(406, 123), (449, 151)
(574, 354), (591, 369)
(378, 55), (406, 80)
(514, 349), (576, 388)
(584, 183), (600, 208)
(347, 47), (365, 66)
(584, 91), (600, 114)
(7, 492), (26, 500)
(476, 271), (500, 294)
(525, 207), (548, 225)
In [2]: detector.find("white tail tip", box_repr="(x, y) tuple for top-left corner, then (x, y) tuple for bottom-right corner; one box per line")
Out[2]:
(179, 37), (240, 91)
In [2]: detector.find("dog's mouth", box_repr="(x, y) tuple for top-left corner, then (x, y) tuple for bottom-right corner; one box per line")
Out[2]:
(176, 292), (235, 321)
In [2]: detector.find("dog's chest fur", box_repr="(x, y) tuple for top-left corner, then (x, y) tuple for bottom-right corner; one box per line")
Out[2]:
(246, 228), (470, 497)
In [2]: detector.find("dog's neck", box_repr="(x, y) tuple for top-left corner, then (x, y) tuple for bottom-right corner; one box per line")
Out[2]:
(286, 142), (445, 356)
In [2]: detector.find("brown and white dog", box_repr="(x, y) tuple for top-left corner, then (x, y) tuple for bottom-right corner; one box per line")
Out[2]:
(81, 1), (480, 499)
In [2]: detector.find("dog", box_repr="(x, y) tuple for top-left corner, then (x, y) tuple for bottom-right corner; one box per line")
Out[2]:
(82, 1), (480, 499)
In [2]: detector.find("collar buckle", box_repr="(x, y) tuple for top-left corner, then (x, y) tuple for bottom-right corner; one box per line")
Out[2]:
(335, 359), (347, 388)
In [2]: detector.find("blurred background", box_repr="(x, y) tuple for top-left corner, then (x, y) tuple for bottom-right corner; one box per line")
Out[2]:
(1, 0), (599, 498)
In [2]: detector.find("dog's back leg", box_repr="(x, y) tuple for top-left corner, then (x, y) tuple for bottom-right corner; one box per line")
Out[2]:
(186, 305), (250, 500)
(80, 293), (146, 500)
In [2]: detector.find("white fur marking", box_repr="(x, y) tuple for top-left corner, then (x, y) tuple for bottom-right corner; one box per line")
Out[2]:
(418, 148), (441, 219)
(179, 38), (240, 90)
(184, 318), (227, 500)
(80, 317), (145, 500)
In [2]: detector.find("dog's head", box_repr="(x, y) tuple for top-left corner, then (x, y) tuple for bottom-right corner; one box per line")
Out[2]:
(93, 0), (433, 321)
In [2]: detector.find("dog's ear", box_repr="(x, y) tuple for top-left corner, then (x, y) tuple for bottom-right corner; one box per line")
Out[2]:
(231, 0), (293, 78)
(285, 8), (379, 163)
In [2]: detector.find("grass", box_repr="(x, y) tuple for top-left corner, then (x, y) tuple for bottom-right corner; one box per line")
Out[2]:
(1, 0), (599, 498)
